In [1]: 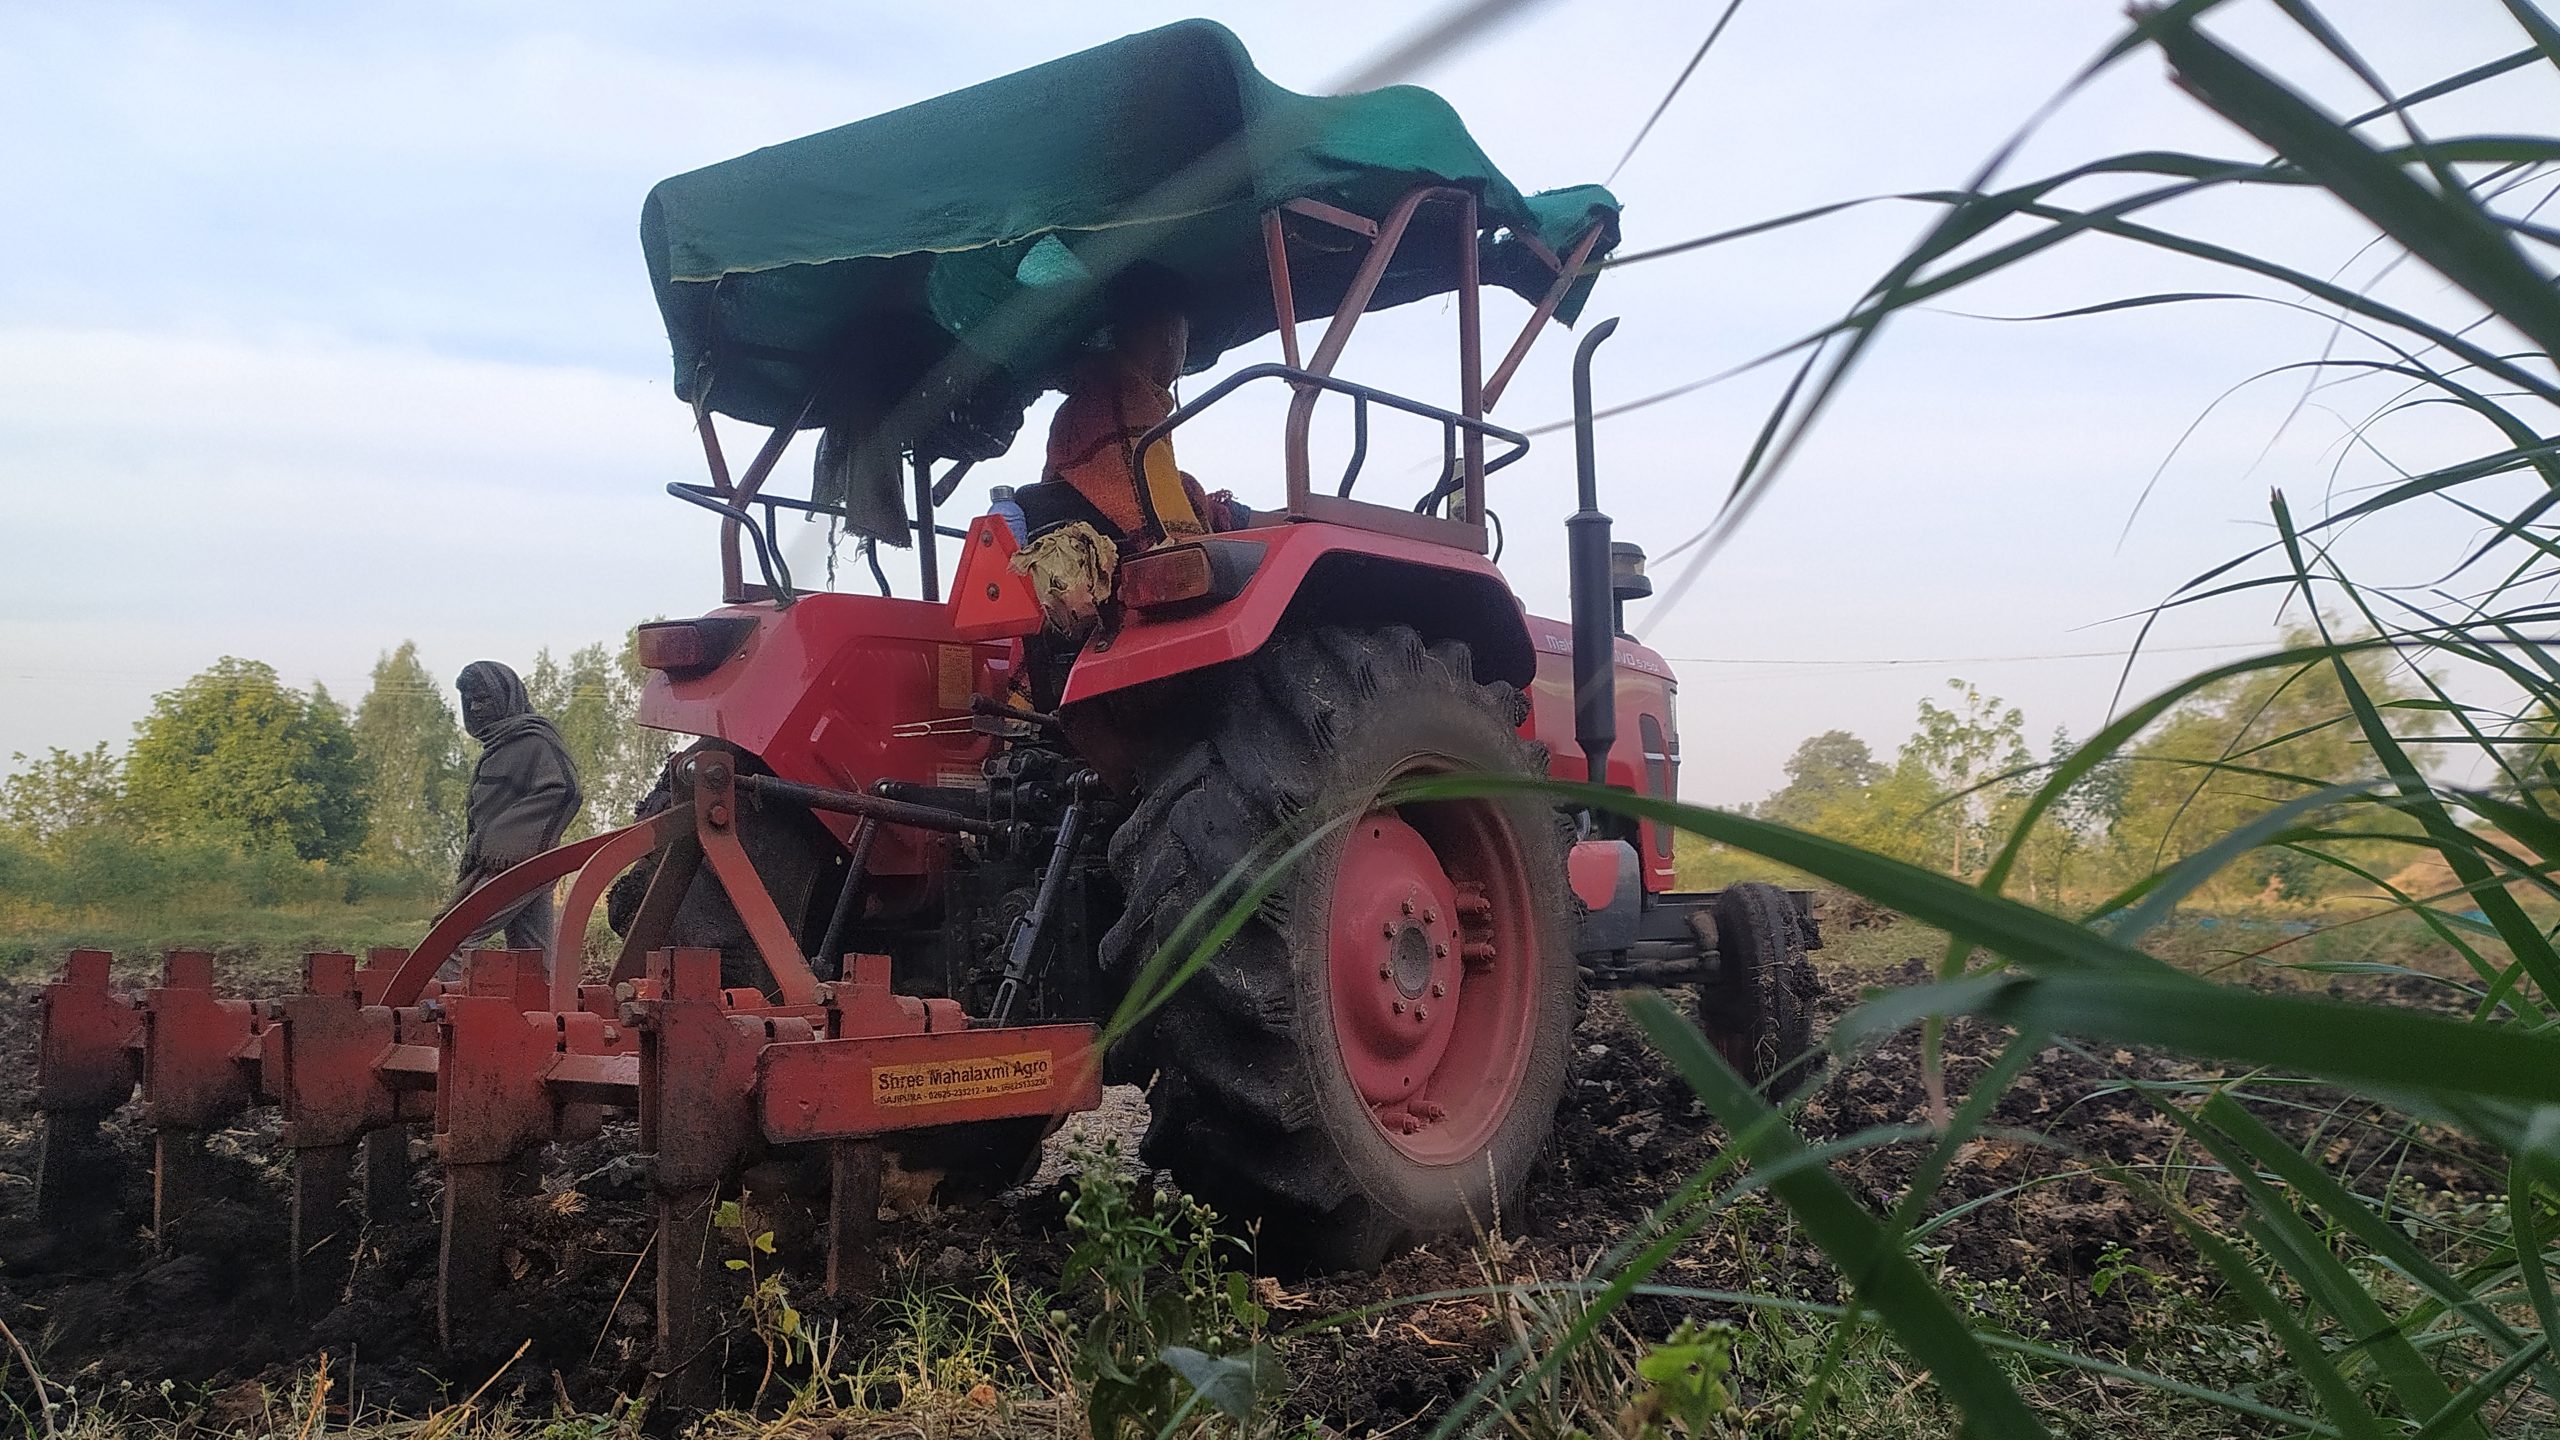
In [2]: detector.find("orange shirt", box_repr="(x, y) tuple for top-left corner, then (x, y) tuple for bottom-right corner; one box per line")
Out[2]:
(1044, 357), (1204, 541)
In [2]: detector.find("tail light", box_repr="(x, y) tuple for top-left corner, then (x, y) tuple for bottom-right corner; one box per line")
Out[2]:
(636, 617), (758, 676)
(1118, 539), (1263, 612)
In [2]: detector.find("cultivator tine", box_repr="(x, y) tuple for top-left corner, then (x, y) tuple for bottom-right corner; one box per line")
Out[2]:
(655, 1188), (720, 1409)
(825, 1139), (884, 1297)
(353, 950), (422, 1221)
(363, 1128), (414, 1220)
(34, 949), (142, 1227)
(433, 948), (552, 1348)
(34, 1109), (107, 1227)
(153, 1128), (213, 1234)
(633, 946), (766, 1409)
(271, 951), (373, 1312)
(291, 1141), (359, 1312)
(141, 949), (259, 1237)
(438, 1160), (507, 1349)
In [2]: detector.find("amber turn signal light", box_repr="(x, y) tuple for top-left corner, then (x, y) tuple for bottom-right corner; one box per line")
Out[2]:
(636, 617), (757, 675)
(1117, 539), (1263, 612)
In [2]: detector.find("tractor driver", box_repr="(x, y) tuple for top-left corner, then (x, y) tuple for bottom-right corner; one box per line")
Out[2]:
(1011, 268), (1247, 636)
(445, 660), (585, 957)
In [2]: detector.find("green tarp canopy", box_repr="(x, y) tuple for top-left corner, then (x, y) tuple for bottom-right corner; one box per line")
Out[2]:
(641, 18), (1620, 463)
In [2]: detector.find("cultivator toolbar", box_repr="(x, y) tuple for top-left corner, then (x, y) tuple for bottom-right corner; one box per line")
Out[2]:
(28, 752), (1103, 1406)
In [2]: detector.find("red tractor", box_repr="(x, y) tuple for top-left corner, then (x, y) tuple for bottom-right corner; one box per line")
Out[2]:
(615, 18), (1818, 1265)
(28, 18), (1815, 1392)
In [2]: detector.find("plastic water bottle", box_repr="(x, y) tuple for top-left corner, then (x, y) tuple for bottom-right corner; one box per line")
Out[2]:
(989, 484), (1028, 544)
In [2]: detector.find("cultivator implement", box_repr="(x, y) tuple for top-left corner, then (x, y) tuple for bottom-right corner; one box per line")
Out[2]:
(29, 751), (1102, 1404)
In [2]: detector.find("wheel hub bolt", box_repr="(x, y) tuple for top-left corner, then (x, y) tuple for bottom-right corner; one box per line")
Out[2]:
(1400, 899), (1414, 916)
(1392, 1000), (1406, 1014)
(1433, 943), (1448, 959)
(1414, 1006), (1429, 1022)
(1423, 907), (1439, 924)
(1378, 964), (1393, 980)
(1431, 981), (1445, 997)
(1381, 922), (1396, 937)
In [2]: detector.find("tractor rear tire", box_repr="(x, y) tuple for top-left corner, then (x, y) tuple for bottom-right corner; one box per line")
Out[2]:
(605, 747), (836, 993)
(1102, 625), (1575, 1272)
(1693, 884), (1820, 1098)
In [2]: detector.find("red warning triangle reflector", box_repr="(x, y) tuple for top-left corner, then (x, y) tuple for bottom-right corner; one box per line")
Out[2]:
(949, 514), (1044, 640)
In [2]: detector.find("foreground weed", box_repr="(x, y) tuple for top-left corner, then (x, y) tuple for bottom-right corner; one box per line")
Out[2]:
(1623, 1318), (1739, 1436)
(1059, 1142), (1277, 1436)
(712, 1198), (809, 1408)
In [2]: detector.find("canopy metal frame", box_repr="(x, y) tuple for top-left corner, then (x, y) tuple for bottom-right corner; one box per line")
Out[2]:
(1256, 183), (1607, 554)
(687, 180), (1608, 598)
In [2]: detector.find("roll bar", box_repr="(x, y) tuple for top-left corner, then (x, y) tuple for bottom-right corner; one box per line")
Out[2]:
(675, 182), (1609, 591)
(1132, 364), (1531, 528)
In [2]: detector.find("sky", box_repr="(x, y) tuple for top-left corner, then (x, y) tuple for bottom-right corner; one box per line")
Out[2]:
(1, 1), (2549, 804)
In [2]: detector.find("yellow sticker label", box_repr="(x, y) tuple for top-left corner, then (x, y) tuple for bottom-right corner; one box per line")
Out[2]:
(872, 1050), (1055, 1109)
(936, 644), (973, 710)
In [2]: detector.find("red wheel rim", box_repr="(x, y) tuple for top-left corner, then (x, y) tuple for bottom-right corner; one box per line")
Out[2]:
(1325, 778), (1541, 1165)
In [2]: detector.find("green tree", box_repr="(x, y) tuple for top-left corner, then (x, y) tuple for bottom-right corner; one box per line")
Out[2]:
(2007, 726), (2133, 904)
(2047, 724), (2130, 843)
(1759, 729), (1884, 827)
(1808, 761), (1949, 871)
(523, 634), (666, 839)
(123, 657), (369, 863)
(2105, 628), (2418, 902)
(1898, 679), (2032, 880)
(353, 641), (465, 872)
(0, 743), (126, 842)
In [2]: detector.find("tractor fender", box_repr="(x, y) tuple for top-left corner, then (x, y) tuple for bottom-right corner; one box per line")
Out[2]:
(634, 593), (1013, 885)
(1060, 521), (1534, 704)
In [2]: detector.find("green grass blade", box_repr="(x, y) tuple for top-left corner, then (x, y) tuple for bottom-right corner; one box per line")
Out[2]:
(2197, 1093), (2555, 1402)
(2268, 495), (2560, 998)
(2413, 1337), (2553, 1440)
(2344, 46), (2544, 126)
(1839, 970), (2560, 1108)
(2180, 1107), (2483, 1433)
(2493, 0), (2560, 68)
(2505, 1165), (2560, 1397)
(2143, 9), (2560, 358)
(1622, 990), (2050, 1438)
(2111, 1167), (2395, 1440)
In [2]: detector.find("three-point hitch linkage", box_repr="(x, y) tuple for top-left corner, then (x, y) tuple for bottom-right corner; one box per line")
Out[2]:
(29, 751), (1103, 1405)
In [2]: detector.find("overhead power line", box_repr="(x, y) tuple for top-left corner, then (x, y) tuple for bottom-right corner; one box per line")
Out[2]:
(1655, 640), (2271, 669)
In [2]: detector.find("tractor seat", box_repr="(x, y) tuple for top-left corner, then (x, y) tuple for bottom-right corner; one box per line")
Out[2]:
(1011, 478), (1119, 542)
(1012, 477), (1251, 549)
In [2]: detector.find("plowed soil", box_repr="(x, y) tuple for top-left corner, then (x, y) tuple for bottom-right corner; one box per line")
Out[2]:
(0, 924), (2495, 1433)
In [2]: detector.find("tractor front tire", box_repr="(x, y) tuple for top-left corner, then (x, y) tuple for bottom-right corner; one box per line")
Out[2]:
(1692, 883), (1820, 1098)
(1103, 626), (1575, 1272)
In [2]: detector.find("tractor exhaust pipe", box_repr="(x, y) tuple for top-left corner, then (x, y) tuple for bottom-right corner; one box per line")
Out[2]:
(1567, 317), (1621, 787)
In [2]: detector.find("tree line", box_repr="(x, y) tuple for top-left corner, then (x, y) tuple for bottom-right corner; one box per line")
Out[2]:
(6, 621), (2425, 922)
(1737, 628), (2426, 907)
(0, 638), (667, 918)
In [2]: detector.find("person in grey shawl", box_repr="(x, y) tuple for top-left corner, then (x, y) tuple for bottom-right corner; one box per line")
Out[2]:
(448, 661), (585, 954)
